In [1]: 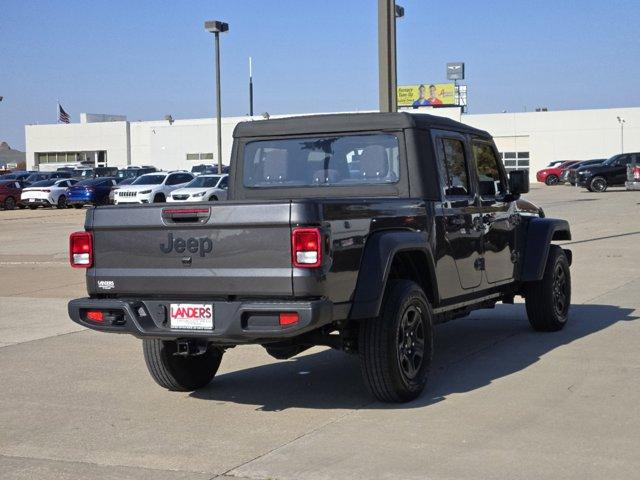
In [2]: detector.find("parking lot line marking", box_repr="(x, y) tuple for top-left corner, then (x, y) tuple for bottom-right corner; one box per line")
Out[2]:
(0, 261), (68, 265)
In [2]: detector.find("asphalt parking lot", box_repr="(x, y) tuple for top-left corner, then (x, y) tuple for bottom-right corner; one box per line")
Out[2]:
(1, 185), (639, 480)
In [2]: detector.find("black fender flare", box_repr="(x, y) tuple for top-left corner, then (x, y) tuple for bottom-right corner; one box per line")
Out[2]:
(349, 230), (437, 320)
(518, 217), (572, 282)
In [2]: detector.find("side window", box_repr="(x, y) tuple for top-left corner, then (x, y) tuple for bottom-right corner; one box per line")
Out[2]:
(166, 175), (180, 185)
(438, 137), (471, 197)
(472, 141), (507, 197)
(219, 177), (228, 189)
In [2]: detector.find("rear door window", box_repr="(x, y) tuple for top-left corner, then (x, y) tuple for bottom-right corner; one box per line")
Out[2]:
(436, 137), (472, 198)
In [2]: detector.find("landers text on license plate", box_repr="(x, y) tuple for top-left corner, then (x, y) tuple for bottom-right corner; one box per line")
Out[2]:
(169, 303), (214, 330)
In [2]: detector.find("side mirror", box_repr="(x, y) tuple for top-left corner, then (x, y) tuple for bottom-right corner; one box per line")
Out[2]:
(509, 170), (529, 195)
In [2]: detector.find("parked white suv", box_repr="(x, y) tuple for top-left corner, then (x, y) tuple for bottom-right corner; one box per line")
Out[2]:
(21, 178), (78, 209)
(167, 174), (229, 202)
(114, 171), (194, 205)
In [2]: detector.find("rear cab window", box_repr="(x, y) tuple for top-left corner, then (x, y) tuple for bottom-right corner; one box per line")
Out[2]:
(242, 134), (401, 189)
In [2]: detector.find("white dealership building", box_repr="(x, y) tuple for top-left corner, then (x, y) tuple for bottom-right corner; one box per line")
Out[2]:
(25, 106), (640, 181)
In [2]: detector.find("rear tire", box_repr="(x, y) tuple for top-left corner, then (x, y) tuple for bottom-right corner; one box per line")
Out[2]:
(525, 245), (571, 332)
(143, 339), (223, 391)
(589, 176), (607, 192)
(359, 280), (433, 403)
(3, 196), (16, 210)
(545, 175), (559, 186)
(56, 195), (67, 209)
(73, 204), (83, 209)
(28, 204), (38, 210)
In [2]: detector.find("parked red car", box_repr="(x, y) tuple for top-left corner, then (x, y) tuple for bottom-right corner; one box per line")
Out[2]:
(0, 179), (28, 210)
(536, 161), (580, 185)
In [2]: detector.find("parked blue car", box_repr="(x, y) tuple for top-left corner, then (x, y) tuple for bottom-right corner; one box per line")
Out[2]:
(67, 177), (119, 208)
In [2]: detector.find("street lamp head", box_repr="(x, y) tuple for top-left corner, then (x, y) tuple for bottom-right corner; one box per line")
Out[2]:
(204, 20), (229, 33)
(617, 116), (625, 124)
(395, 4), (405, 18)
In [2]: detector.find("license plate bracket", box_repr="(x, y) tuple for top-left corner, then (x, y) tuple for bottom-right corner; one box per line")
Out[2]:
(169, 303), (214, 330)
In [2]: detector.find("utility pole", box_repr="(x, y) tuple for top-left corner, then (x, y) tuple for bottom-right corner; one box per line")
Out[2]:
(378, 0), (403, 112)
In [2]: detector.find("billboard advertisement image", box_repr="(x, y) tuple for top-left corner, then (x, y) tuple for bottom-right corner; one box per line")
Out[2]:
(397, 83), (456, 108)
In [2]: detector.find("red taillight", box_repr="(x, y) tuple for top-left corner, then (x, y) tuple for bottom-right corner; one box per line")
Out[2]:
(86, 310), (104, 322)
(634, 166), (640, 180)
(291, 227), (322, 268)
(70, 231), (93, 268)
(279, 312), (299, 326)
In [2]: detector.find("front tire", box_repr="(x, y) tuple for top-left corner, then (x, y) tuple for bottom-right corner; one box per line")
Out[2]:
(525, 245), (571, 331)
(73, 204), (83, 209)
(153, 193), (165, 203)
(359, 280), (433, 403)
(545, 175), (559, 186)
(589, 176), (607, 192)
(143, 339), (223, 391)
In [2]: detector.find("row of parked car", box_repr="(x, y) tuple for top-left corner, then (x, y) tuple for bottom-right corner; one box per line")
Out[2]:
(0, 165), (229, 210)
(536, 153), (640, 192)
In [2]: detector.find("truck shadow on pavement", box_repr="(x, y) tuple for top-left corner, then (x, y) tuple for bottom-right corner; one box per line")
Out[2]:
(190, 303), (637, 411)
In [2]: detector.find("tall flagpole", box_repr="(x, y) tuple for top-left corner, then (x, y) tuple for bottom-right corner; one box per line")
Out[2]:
(249, 57), (254, 117)
(56, 99), (59, 124)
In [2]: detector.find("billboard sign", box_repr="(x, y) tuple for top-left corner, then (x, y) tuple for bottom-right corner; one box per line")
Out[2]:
(446, 62), (465, 80)
(397, 83), (456, 108)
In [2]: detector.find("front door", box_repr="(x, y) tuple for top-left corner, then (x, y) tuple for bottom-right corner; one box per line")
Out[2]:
(433, 131), (483, 291)
(471, 139), (516, 284)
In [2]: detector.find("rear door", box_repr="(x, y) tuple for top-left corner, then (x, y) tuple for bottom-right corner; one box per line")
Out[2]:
(432, 130), (483, 291)
(88, 202), (294, 297)
(612, 155), (633, 185)
(471, 138), (516, 284)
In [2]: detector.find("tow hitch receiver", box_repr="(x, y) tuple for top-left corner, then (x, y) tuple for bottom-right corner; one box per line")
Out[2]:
(175, 339), (208, 356)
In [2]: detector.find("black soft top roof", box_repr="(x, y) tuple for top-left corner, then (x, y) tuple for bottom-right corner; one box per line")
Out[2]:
(233, 112), (490, 138)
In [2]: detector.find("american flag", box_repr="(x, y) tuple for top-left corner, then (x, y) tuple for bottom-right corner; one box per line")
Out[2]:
(58, 104), (70, 124)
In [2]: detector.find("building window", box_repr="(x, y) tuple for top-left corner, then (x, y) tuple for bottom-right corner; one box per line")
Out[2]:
(186, 152), (214, 161)
(501, 151), (530, 173)
(37, 152), (79, 164)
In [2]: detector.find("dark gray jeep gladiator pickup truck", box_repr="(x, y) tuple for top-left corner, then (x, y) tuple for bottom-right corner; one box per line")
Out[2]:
(68, 112), (572, 402)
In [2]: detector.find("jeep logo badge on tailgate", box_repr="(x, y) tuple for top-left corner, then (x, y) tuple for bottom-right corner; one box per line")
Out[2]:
(160, 233), (213, 257)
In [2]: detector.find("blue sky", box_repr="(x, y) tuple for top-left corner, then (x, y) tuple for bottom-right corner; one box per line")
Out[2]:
(1, 0), (639, 150)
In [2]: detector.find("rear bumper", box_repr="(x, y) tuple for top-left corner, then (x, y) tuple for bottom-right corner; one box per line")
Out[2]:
(68, 297), (334, 344)
(22, 197), (53, 206)
(626, 181), (640, 191)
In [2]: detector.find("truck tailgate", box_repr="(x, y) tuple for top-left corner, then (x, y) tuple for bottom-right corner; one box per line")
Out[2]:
(87, 202), (293, 296)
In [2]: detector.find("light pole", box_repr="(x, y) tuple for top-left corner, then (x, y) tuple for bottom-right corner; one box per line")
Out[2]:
(616, 116), (625, 153)
(204, 20), (229, 174)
